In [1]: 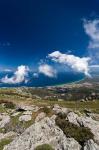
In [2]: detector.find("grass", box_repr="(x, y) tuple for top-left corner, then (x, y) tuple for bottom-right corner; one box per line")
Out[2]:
(35, 144), (54, 150)
(30, 100), (99, 113)
(0, 97), (99, 114)
(0, 88), (98, 113)
(0, 138), (12, 150)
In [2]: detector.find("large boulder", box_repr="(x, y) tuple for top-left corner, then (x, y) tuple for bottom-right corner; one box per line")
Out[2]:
(4, 117), (81, 150)
(67, 112), (80, 126)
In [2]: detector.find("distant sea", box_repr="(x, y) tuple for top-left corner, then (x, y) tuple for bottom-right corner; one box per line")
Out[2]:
(0, 72), (84, 87)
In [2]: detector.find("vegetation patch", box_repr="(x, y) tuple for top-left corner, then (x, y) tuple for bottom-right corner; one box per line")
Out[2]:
(4, 113), (35, 134)
(41, 107), (51, 114)
(35, 144), (54, 150)
(4, 101), (16, 109)
(39, 106), (54, 117)
(55, 113), (94, 146)
(0, 138), (12, 150)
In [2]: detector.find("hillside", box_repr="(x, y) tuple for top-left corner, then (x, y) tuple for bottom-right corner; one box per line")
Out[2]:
(0, 80), (98, 149)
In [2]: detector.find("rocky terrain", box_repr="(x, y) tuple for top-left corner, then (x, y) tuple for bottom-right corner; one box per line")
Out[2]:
(0, 82), (98, 150)
(0, 99), (98, 150)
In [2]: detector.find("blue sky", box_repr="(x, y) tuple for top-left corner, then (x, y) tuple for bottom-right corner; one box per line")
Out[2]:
(0, 0), (99, 77)
(0, 1), (97, 65)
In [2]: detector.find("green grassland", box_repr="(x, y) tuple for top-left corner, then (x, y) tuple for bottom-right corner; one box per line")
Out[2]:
(0, 87), (98, 114)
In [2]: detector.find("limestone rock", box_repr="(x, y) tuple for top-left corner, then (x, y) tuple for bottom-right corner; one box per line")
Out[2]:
(78, 116), (99, 144)
(67, 112), (99, 144)
(17, 105), (39, 112)
(53, 104), (70, 115)
(0, 131), (17, 141)
(4, 117), (81, 150)
(84, 139), (99, 150)
(0, 114), (10, 128)
(11, 112), (20, 117)
(67, 112), (80, 126)
(23, 111), (32, 115)
(19, 115), (32, 122)
(35, 112), (46, 122)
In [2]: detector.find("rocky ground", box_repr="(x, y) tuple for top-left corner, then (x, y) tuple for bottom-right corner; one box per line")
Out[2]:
(0, 100), (98, 150)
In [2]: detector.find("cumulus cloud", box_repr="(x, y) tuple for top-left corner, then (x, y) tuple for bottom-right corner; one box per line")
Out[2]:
(38, 64), (57, 78)
(1, 65), (29, 84)
(83, 19), (99, 48)
(48, 51), (91, 77)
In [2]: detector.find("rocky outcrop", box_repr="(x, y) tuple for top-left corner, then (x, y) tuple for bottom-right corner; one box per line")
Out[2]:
(53, 104), (70, 115)
(35, 112), (46, 122)
(78, 117), (99, 144)
(84, 140), (99, 150)
(67, 112), (99, 144)
(67, 112), (80, 126)
(17, 105), (39, 112)
(4, 116), (81, 150)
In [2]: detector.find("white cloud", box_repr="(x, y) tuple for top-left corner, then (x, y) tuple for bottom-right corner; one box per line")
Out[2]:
(48, 51), (91, 77)
(1, 65), (29, 84)
(83, 19), (99, 48)
(38, 64), (57, 78)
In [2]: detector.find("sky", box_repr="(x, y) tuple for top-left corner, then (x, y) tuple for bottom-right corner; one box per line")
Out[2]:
(0, 0), (99, 84)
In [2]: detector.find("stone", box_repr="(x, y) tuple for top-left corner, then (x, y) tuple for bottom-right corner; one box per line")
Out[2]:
(0, 114), (10, 128)
(23, 111), (32, 115)
(17, 105), (39, 112)
(11, 112), (20, 117)
(17, 105), (34, 111)
(0, 131), (17, 141)
(67, 112), (80, 126)
(84, 139), (99, 150)
(35, 112), (46, 122)
(19, 115), (32, 122)
(4, 117), (81, 150)
(53, 104), (70, 115)
(89, 113), (99, 121)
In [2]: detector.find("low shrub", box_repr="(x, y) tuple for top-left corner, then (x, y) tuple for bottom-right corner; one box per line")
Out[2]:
(55, 113), (94, 146)
(35, 144), (54, 150)
(42, 106), (51, 115)
(57, 112), (67, 119)
(4, 101), (16, 109)
(0, 138), (12, 150)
